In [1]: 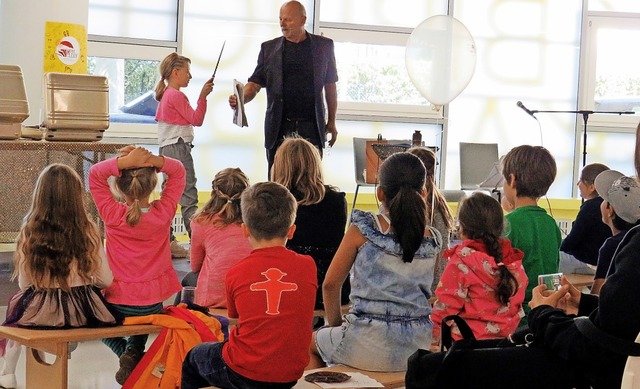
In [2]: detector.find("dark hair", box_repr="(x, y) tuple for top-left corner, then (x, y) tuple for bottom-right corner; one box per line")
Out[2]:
(241, 182), (297, 241)
(407, 146), (454, 231)
(581, 163), (609, 195)
(502, 145), (556, 198)
(378, 153), (427, 263)
(607, 202), (640, 231)
(458, 192), (517, 305)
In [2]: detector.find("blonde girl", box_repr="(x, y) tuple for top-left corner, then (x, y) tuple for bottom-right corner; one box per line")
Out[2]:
(155, 52), (214, 254)
(181, 168), (253, 308)
(89, 146), (185, 385)
(271, 136), (349, 310)
(0, 164), (118, 389)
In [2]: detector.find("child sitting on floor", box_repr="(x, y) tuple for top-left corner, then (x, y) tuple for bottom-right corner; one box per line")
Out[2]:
(181, 182), (317, 389)
(591, 170), (640, 294)
(432, 192), (527, 340)
(178, 167), (252, 308)
(501, 145), (561, 326)
(559, 163), (611, 275)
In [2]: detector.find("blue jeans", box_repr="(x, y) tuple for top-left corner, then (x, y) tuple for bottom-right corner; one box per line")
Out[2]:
(160, 138), (197, 237)
(181, 342), (296, 389)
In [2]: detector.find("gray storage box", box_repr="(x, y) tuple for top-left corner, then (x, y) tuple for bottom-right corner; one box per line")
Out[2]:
(0, 64), (29, 140)
(43, 72), (109, 141)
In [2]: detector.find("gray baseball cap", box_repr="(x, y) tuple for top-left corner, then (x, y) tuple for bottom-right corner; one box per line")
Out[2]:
(595, 170), (640, 224)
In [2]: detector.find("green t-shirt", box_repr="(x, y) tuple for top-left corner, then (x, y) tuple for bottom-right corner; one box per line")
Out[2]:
(505, 205), (561, 325)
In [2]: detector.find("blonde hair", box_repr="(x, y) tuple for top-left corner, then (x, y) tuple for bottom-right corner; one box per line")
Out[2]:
(114, 167), (158, 226)
(272, 136), (326, 205)
(407, 147), (454, 231)
(155, 52), (191, 101)
(14, 164), (102, 291)
(192, 168), (250, 228)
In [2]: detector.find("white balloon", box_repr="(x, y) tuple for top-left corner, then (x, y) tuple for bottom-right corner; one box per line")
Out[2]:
(406, 15), (477, 106)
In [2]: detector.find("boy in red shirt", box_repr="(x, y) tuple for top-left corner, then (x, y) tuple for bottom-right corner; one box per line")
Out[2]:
(181, 182), (317, 389)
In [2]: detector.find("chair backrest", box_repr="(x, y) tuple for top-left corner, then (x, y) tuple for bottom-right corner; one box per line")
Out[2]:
(352, 138), (416, 185)
(459, 142), (499, 190)
(621, 332), (640, 389)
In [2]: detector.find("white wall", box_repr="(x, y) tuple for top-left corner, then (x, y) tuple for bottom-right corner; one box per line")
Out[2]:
(0, 0), (88, 126)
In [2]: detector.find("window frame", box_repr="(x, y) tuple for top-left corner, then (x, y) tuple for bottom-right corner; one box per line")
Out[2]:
(578, 11), (640, 131)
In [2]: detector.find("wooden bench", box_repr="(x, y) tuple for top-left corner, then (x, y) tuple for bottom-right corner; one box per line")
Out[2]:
(204, 365), (405, 389)
(0, 324), (162, 389)
(294, 365), (405, 388)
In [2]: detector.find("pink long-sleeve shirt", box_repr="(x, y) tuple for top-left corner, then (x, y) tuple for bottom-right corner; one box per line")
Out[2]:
(89, 156), (185, 306)
(189, 219), (253, 308)
(155, 87), (207, 147)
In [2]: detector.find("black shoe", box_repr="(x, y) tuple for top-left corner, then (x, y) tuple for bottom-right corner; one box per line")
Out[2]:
(115, 346), (144, 385)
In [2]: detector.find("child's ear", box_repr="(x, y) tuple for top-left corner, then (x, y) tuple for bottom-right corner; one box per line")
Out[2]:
(376, 186), (386, 202)
(241, 223), (250, 238)
(287, 224), (296, 239)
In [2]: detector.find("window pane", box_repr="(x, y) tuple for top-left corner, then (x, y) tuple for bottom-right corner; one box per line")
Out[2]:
(88, 0), (178, 41)
(584, 130), (635, 176)
(320, 0), (447, 28)
(588, 0), (640, 12)
(88, 56), (159, 124)
(335, 42), (427, 105)
(593, 27), (640, 114)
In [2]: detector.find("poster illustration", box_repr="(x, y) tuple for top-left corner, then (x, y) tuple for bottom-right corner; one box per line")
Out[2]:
(43, 21), (87, 73)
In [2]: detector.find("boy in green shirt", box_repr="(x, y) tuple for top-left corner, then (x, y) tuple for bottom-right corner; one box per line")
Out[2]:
(502, 145), (561, 326)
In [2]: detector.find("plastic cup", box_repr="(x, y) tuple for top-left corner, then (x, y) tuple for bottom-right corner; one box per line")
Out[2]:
(182, 286), (196, 304)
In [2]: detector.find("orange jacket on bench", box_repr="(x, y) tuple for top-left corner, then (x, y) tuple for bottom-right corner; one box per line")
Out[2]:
(123, 306), (224, 389)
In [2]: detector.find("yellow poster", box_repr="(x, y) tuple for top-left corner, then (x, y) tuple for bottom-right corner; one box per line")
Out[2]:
(43, 21), (87, 73)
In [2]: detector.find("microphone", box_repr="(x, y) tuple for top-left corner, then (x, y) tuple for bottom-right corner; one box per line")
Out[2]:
(517, 101), (536, 117)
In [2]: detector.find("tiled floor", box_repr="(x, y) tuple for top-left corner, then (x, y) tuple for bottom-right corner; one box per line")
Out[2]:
(0, 247), (191, 389)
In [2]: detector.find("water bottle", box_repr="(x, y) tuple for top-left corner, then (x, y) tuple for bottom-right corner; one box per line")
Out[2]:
(412, 130), (422, 146)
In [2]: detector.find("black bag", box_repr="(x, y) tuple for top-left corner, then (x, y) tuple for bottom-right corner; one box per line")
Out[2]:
(405, 315), (581, 389)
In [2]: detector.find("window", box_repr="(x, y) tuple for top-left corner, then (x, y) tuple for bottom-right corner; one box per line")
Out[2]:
(87, 0), (180, 140)
(318, 0), (448, 121)
(580, 14), (640, 130)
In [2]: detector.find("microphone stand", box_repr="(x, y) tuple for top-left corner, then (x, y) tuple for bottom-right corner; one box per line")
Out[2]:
(527, 108), (634, 167)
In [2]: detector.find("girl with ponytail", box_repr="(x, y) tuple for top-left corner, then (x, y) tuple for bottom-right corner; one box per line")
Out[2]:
(432, 191), (527, 341)
(310, 152), (442, 371)
(178, 168), (252, 308)
(89, 146), (185, 384)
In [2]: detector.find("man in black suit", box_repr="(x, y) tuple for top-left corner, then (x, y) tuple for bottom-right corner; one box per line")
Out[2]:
(229, 0), (338, 175)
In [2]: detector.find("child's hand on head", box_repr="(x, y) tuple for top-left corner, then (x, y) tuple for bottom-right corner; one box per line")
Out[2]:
(118, 146), (153, 169)
(200, 77), (214, 100)
(118, 145), (136, 158)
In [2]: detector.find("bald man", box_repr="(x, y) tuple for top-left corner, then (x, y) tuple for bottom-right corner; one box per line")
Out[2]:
(229, 1), (338, 176)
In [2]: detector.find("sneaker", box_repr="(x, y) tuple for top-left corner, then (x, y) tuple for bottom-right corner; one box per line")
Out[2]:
(115, 346), (144, 385)
(0, 373), (16, 389)
(170, 240), (189, 259)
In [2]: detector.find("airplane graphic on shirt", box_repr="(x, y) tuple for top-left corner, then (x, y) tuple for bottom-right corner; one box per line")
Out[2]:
(250, 268), (298, 315)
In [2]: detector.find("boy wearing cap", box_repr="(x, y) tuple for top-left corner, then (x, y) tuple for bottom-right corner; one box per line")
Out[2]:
(591, 171), (640, 294)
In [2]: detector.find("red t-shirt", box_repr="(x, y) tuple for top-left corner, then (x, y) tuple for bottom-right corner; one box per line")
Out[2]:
(223, 246), (317, 383)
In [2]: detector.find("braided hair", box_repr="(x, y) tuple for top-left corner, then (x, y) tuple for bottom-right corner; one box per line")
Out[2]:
(458, 192), (517, 305)
(192, 168), (249, 228)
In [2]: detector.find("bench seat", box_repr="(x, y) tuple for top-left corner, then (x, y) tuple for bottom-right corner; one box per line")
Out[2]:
(203, 365), (405, 389)
(0, 324), (162, 389)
